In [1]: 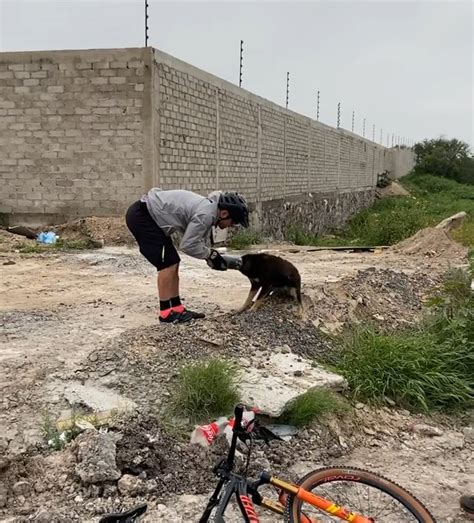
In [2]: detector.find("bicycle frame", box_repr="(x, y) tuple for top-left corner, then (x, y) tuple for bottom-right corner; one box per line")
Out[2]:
(199, 404), (373, 523)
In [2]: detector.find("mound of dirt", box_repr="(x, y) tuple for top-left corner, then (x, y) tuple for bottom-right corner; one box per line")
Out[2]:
(0, 229), (36, 253)
(306, 267), (440, 331)
(376, 181), (411, 198)
(393, 227), (468, 259)
(0, 408), (348, 521)
(71, 298), (332, 410)
(54, 217), (133, 246)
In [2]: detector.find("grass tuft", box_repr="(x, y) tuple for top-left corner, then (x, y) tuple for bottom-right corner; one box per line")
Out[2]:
(335, 264), (474, 412)
(171, 359), (240, 422)
(280, 389), (347, 427)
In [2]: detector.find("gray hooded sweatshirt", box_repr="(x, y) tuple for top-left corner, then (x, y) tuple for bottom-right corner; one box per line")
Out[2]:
(142, 188), (220, 260)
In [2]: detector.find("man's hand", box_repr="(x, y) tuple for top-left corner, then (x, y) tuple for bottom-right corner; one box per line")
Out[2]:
(207, 249), (228, 271)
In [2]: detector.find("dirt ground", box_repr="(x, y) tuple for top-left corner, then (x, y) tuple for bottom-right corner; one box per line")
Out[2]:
(0, 233), (472, 522)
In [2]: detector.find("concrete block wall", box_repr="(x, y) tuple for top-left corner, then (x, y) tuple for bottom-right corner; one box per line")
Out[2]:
(0, 48), (150, 221)
(152, 48), (398, 208)
(0, 46), (414, 227)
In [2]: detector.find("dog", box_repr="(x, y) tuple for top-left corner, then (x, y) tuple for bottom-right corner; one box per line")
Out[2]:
(237, 253), (303, 316)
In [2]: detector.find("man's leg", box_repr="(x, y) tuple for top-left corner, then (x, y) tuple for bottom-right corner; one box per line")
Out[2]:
(126, 201), (202, 323)
(158, 263), (180, 301)
(157, 263), (180, 320)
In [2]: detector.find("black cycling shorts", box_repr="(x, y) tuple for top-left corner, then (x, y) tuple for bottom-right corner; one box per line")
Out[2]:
(125, 200), (181, 271)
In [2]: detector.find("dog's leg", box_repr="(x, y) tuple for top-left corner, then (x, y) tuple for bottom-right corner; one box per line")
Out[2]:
(238, 283), (260, 313)
(250, 285), (272, 311)
(288, 287), (304, 318)
(296, 286), (304, 319)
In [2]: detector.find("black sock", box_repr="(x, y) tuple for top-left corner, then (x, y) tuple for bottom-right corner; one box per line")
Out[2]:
(170, 296), (182, 307)
(160, 299), (171, 311)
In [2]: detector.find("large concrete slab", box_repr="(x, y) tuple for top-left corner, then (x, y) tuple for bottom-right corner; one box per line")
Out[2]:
(239, 352), (346, 417)
(48, 380), (137, 414)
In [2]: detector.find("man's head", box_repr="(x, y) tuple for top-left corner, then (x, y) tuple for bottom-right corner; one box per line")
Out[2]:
(217, 192), (249, 230)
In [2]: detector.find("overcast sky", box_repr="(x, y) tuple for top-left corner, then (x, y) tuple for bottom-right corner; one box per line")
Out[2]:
(1, 0), (472, 147)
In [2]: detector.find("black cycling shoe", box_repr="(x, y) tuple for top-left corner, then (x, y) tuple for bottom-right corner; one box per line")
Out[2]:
(185, 309), (206, 319)
(159, 310), (196, 324)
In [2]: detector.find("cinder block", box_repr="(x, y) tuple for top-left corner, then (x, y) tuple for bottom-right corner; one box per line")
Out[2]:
(91, 77), (108, 85)
(110, 61), (127, 69)
(48, 85), (64, 93)
(93, 61), (110, 69)
(23, 78), (40, 86)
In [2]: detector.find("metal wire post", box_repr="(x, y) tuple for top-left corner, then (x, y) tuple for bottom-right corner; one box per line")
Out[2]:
(316, 91), (320, 121)
(239, 40), (243, 87)
(145, 0), (149, 47)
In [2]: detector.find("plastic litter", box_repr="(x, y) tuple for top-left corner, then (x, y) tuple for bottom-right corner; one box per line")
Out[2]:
(263, 424), (298, 441)
(190, 408), (258, 447)
(37, 231), (58, 244)
(190, 416), (229, 447)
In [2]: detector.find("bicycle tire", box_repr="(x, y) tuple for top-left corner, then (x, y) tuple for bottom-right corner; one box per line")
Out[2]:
(284, 466), (436, 523)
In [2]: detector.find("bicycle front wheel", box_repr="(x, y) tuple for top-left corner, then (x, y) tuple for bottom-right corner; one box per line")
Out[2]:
(284, 466), (436, 523)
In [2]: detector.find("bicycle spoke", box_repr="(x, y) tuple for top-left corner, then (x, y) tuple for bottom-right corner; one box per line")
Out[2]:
(296, 480), (422, 522)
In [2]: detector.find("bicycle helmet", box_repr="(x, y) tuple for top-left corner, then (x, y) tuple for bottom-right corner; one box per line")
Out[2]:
(218, 192), (249, 228)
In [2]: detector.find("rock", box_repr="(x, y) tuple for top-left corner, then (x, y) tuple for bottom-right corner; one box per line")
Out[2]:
(435, 211), (466, 231)
(12, 480), (31, 496)
(239, 351), (346, 417)
(51, 379), (137, 415)
(0, 457), (9, 471)
(0, 483), (7, 508)
(355, 402), (365, 409)
(411, 423), (443, 437)
(74, 430), (121, 484)
(31, 508), (57, 522)
(363, 427), (377, 436)
(102, 483), (118, 497)
(117, 474), (146, 496)
(17, 503), (32, 515)
(463, 426), (474, 445)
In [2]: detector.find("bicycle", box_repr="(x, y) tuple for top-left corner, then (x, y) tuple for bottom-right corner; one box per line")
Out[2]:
(199, 404), (436, 523)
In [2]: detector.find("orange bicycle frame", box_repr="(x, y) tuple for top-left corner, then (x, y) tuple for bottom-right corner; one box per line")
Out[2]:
(269, 476), (374, 523)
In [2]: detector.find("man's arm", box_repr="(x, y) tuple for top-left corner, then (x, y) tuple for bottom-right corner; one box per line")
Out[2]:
(179, 214), (213, 259)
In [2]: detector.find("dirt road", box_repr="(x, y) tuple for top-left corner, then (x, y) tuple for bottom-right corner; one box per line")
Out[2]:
(0, 244), (471, 522)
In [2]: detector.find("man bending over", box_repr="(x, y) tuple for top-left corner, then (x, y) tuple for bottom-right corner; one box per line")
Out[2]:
(126, 189), (249, 324)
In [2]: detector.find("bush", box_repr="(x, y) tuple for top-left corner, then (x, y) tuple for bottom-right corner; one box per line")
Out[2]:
(171, 359), (240, 422)
(280, 389), (347, 427)
(413, 137), (474, 185)
(228, 229), (264, 250)
(336, 266), (474, 412)
(343, 197), (429, 245)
